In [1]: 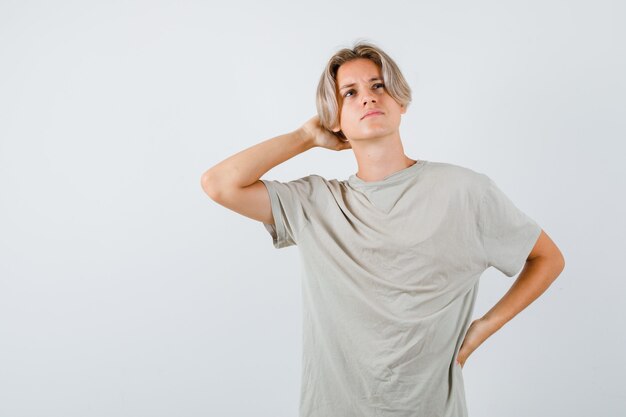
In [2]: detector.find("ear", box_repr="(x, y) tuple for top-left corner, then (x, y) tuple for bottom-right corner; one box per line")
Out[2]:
(400, 104), (407, 115)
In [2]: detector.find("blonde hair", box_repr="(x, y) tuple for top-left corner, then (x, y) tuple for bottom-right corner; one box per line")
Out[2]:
(316, 40), (412, 138)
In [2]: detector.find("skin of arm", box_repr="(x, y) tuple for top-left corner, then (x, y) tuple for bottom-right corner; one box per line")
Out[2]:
(201, 128), (315, 191)
(201, 116), (350, 191)
(456, 229), (565, 368)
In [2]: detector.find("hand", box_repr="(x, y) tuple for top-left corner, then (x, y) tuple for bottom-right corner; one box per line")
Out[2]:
(456, 318), (495, 369)
(300, 115), (352, 151)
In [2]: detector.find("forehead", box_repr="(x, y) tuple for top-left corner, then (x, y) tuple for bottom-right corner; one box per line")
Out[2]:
(336, 59), (382, 88)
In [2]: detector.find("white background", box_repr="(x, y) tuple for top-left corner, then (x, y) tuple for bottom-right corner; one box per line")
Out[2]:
(1, 0), (624, 416)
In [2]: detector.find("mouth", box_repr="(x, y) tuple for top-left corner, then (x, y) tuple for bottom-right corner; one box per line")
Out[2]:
(361, 111), (384, 120)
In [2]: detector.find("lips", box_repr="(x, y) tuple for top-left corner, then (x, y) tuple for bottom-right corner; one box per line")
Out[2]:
(361, 110), (384, 120)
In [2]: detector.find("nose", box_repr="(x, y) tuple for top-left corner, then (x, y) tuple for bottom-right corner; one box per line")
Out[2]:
(362, 91), (377, 106)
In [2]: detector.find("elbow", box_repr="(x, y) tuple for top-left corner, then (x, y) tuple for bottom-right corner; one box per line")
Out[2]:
(528, 247), (565, 276)
(557, 251), (566, 274)
(552, 242), (566, 273)
(547, 248), (566, 276)
(200, 170), (212, 189)
(200, 170), (221, 201)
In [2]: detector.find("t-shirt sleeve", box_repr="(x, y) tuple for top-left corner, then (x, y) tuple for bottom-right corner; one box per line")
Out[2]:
(477, 175), (542, 277)
(259, 175), (318, 249)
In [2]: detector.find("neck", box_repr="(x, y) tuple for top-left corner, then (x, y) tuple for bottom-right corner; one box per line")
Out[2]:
(349, 133), (416, 182)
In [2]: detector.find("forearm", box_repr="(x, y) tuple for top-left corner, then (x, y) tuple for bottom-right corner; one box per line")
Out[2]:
(481, 256), (565, 335)
(201, 127), (316, 189)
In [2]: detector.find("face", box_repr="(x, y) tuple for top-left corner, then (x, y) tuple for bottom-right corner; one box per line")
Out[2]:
(333, 58), (406, 141)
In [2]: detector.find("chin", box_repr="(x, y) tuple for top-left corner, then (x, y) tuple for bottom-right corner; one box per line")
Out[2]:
(362, 127), (395, 138)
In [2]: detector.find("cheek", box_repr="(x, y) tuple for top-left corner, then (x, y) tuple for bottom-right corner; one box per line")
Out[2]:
(342, 110), (359, 125)
(343, 101), (360, 116)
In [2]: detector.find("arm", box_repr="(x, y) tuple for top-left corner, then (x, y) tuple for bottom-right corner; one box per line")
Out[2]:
(200, 115), (350, 224)
(456, 229), (565, 367)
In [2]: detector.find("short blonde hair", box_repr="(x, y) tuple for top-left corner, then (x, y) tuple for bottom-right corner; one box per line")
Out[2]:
(316, 41), (412, 137)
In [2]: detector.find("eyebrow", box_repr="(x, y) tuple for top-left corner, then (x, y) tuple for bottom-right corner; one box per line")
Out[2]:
(339, 77), (383, 91)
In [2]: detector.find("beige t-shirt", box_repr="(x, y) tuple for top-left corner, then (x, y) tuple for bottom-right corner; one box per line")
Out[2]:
(261, 160), (541, 417)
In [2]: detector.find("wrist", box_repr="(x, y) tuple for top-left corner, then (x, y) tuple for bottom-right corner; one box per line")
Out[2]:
(295, 127), (317, 149)
(479, 314), (504, 335)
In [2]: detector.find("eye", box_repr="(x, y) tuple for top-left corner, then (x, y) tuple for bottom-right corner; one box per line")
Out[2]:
(343, 83), (384, 98)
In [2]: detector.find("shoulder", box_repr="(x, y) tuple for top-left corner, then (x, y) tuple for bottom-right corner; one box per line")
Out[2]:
(424, 160), (490, 190)
(262, 174), (345, 196)
(275, 174), (337, 199)
(299, 174), (345, 192)
(263, 173), (325, 188)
